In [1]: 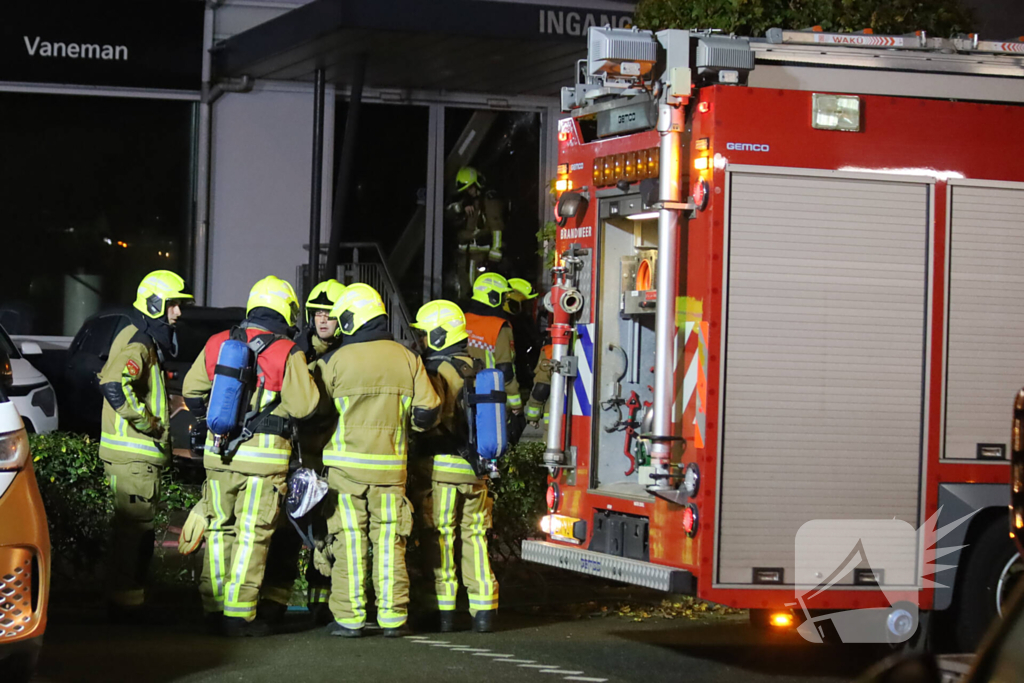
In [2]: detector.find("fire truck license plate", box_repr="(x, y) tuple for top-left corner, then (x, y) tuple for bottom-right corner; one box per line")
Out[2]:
(550, 515), (581, 543)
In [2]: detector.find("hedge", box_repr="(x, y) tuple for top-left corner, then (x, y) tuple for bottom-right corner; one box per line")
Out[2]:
(27, 432), (547, 587)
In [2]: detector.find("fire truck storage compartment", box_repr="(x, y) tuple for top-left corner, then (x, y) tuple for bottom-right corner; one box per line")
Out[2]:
(944, 181), (1024, 461)
(589, 509), (650, 561)
(592, 194), (664, 498)
(716, 168), (930, 586)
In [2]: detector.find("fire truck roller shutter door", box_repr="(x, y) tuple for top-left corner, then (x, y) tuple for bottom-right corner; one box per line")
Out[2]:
(944, 183), (1024, 461)
(717, 170), (930, 586)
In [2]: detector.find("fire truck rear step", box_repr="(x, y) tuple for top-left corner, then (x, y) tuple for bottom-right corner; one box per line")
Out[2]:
(522, 540), (694, 593)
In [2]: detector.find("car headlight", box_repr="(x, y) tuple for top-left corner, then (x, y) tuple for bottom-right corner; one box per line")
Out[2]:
(0, 429), (29, 470)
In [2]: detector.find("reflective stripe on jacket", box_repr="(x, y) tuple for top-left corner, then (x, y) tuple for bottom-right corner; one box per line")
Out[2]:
(320, 339), (441, 485)
(98, 324), (170, 466)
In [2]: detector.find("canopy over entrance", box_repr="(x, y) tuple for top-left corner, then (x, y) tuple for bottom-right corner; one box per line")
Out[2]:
(212, 0), (635, 96)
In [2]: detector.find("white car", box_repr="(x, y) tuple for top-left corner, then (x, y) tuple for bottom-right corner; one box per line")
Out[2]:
(0, 327), (57, 434)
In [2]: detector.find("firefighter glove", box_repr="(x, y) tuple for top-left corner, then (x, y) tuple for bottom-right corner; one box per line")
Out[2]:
(313, 536), (336, 577)
(178, 501), (208, 555)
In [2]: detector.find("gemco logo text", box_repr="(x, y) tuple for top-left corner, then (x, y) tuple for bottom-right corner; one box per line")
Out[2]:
(727, 142), (771, 152)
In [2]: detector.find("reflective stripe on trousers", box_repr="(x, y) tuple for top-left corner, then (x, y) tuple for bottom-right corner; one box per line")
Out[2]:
(425, 481), (499, 615)
(223, 477), (263, 619)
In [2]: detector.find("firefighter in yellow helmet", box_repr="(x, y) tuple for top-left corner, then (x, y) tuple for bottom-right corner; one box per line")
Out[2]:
(260, 279), (347, 624)
(98, 270), (192, 621)
(526, 341), (553, 426)
(298, 279), (347, 361)
(182, 276), (320, 637)
(504, 277), (544, 402)
(318, 283), (441, 637)
(445, 166), (506, 298)
(464, 273), (523, 443)
(410, 300), (499, 633)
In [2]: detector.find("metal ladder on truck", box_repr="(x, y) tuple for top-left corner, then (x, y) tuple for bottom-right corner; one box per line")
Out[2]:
(749, 28), (1024, 97)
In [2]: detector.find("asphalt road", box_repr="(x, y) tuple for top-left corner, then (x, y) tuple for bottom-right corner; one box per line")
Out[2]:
(34, 600), (892, 683)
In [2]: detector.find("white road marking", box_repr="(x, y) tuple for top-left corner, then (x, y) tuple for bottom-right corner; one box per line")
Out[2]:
(418, 631), (603, 682)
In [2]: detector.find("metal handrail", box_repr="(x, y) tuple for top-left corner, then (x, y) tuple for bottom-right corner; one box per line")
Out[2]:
(298, 242), (418, 347)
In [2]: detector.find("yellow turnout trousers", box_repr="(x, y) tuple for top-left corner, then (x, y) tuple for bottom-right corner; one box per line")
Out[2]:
(103, 460), (161, 608)
(199, 469), (286, 621)
(325, 469), (413, 629)
(420, 480), (499, 615)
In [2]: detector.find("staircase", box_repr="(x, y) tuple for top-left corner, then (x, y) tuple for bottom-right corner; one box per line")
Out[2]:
(297, 242), (418, 347)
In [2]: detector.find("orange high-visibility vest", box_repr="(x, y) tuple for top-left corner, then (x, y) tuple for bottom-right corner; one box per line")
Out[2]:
(464, 312), (507, 367)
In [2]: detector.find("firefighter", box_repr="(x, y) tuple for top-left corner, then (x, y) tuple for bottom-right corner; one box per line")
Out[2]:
(296, 278), (346, 362)
(464, 272), (524, 440)
(410, 300), (499, 633)
(319, 283), (441, 637)
(260, 278), (346, 624)
(526, 341), (553, 427)
(98, 270), (192, 621)
(445, 166), (505, 298)
(504, 277), (543, 394)
(182, 276), (320, 637)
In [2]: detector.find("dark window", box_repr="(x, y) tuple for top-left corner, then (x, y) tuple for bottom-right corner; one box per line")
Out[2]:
(0, 93), (194, 337)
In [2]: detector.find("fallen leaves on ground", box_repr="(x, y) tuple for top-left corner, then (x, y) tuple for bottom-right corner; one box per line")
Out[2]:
(609, 596), (743, 622)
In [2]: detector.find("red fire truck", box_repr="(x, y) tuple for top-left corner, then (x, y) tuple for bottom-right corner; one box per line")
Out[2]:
(522, 27), (1024, 650)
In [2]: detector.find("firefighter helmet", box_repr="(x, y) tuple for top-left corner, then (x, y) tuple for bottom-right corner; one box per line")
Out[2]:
(412, 300), (468, 351)
(330, 283), (387, 336)
(305, 279), (347, 324)
(456, 166), (484, 193)
(247, 276), (300, 328)
(508, 278), (538, 300)
(471, 272), (512, 309)
(133, 270), (193, 319)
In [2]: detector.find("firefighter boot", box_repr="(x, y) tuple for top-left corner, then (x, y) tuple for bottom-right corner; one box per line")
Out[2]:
(472, 610), (494, 633)
(439, 611), (455, 633)
(256, 600), (287, 627)
(223, 616), (272, 638)
(310, 602), (334, 626)
(326, 622), (364, 638)
(383, 625), (412, 638)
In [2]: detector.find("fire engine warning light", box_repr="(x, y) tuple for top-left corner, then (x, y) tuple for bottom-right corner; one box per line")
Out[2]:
(592, 147), (659, 187)
(555, 178), (573, 192)
(694, 156), (710, 171)
(697, 101), (711, 114)
(770, 613), (795, 628)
